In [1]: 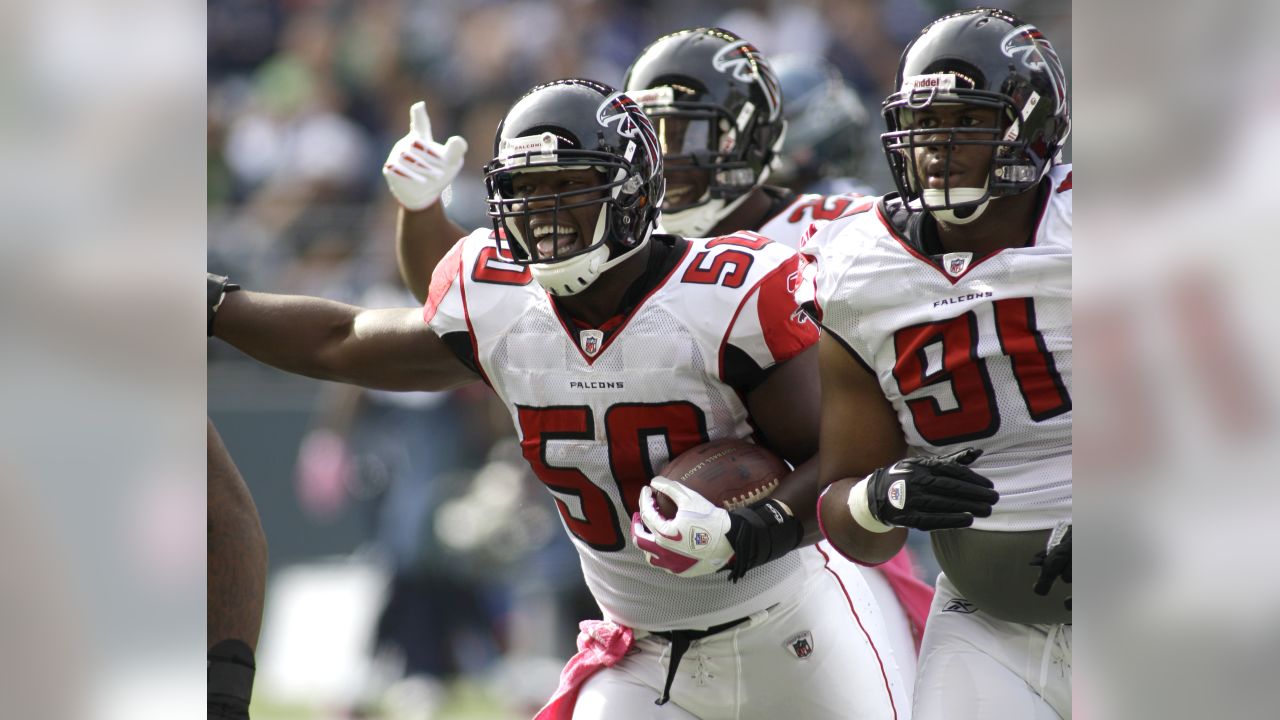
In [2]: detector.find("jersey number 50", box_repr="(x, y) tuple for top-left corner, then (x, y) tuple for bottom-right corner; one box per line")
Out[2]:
(515, 402), (710, 551)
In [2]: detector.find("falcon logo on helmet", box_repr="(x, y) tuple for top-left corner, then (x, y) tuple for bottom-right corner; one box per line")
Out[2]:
(712, 41), (782, 121)
(1001, 25), (1068, 112)
(596, 92), (663, 181)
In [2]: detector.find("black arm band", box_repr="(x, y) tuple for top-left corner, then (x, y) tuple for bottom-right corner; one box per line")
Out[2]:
(208, 273), (241, 337)
(725, 498), (803, 583)
(208, 639), (256, 719)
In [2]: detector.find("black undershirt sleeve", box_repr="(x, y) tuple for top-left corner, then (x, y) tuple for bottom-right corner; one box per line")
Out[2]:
(722, 344), (774, 395)
(440, 331), (481, 374)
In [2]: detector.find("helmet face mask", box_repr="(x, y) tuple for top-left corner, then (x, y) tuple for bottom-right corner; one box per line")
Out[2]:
(625, 28), (785, 237)
(881, 9), (1070, 222)
(484, 80), (664, 295)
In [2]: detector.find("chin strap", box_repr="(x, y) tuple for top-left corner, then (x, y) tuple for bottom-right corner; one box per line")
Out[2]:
(921, 178), (991, 225)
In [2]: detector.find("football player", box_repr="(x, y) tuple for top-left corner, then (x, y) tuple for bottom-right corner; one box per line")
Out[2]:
(800, 9), (1073, 719)
(623, 27), (939, 701)
(383, 27), (936, 699)
(207, 417), (268, 720)
(211, 78), (994, 719)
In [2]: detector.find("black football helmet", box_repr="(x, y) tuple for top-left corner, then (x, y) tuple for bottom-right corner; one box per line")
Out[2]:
(771, 54), (870, 190)
(484, 79), (665, 296)
(881, 8), (1070, 223)
(623, 27), (785, 237)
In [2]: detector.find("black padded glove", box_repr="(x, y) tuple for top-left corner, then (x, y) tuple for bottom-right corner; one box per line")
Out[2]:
(851, 448), (999, 532)
(1032, 523), (1072, 609)
(725, 498), (803, 583)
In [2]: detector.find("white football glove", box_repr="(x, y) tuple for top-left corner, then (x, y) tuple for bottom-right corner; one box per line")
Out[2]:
(382, 101), (468, 211)
(632, 477), (733, 577)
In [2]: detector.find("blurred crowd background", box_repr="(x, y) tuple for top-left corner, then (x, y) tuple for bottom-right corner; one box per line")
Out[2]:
(207, 1), (1070, 718)
(14, 0), (1280, 718)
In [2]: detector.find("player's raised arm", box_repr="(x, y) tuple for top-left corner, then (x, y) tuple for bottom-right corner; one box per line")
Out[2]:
(207, 274), (478, 393)
(383, 101), (471, 303)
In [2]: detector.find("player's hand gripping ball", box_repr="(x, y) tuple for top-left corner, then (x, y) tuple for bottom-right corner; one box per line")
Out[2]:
(632, 440), (788, 577)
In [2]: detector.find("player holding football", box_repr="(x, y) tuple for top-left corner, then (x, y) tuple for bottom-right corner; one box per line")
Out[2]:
(211, 78), (995, 718)
(384, 27), (936, 696)
(800, 9), (1073, 718)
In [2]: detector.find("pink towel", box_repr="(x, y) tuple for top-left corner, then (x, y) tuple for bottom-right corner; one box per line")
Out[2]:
(877, 549), (934, 650)
(535, 620), (635, 720)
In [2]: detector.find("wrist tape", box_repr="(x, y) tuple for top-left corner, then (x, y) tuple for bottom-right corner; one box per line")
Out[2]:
(848, 477), (894, 533)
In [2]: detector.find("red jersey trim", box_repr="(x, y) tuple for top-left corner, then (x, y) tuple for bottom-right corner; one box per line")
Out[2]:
(815, 544), (899, 720)
(717, 255), (817, 383)
(876, 205), (999, 285)
(1056, 171), (1072, 193)
(550, 241), (693, 366)
(457, 256), (493, 389)
(877, 187), (1053, 285)
(422, 236), (468, 325)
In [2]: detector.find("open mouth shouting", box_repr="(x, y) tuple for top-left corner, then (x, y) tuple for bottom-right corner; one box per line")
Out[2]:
(531, 222), (581, 258)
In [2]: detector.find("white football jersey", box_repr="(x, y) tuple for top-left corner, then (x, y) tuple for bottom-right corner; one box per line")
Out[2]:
(757, 191), (868, 250)
(425, 229), (821, 631)
(652, 189), (867, 250)
(801, 165), (1073, 532)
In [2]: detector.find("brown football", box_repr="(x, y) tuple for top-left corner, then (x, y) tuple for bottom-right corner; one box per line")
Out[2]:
(653, 439), (789, 518)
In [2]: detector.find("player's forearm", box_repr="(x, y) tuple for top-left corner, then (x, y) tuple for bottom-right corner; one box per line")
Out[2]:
(817, 477), (908, 565)
(214, 290), (361, 382)
(207, 419), (267, 650)
(396, 203), (468, 303)
(772, 457), (824, 546)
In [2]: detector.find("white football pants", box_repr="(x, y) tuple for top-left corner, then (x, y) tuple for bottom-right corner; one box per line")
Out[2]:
(913, 574), (1072, 720)
(571, 545), (910, 719)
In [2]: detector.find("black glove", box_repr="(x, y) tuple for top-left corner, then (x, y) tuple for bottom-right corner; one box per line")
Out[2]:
(724, 498), (803, 583)
(1031, 523), (1072, 609)
(208, 639), (255, 719)
(855, 448), (999, 531)
(208, 273), (240, 337)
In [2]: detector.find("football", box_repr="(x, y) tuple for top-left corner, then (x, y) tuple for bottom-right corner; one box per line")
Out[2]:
(653, 439), (789, 518)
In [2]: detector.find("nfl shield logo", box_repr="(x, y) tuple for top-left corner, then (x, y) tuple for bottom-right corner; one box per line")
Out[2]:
(887, 479), (906, 509)
(692, 528), (711, 548)
(785, 631), (814, 659)
(943, 252), (972, 277)
(580, 329), (604, 357)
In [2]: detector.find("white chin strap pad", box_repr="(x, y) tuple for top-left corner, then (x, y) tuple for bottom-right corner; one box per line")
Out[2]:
(662, 189), (755, 238)
(922, 184), (990, 225)
(530, 206), (654, 297)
